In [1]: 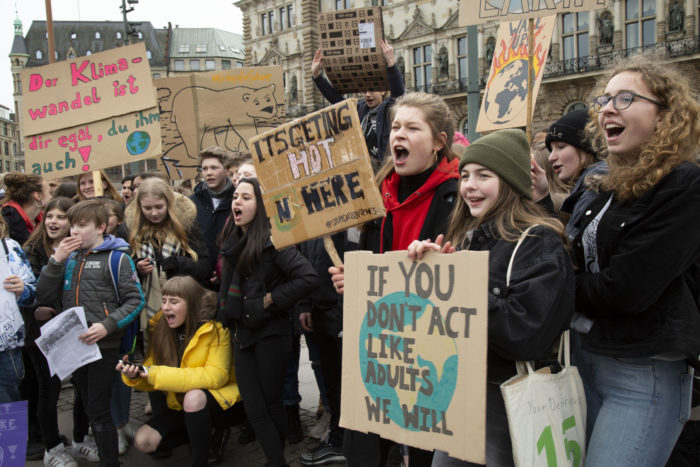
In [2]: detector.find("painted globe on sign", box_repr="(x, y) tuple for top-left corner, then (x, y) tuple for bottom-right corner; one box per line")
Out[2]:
(126, 131), (151, 155)
(359, 291), (458, 431)
(484, 59), (529, 125)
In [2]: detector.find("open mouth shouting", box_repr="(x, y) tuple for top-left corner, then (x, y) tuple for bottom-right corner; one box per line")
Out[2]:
(392, 145), (409, 166)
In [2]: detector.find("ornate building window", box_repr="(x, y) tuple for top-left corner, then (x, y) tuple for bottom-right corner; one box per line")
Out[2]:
(372, 0), (388, 5)
(261, 13), (267, 36)
(566, 101), (588, 113)
(625, 0), (655, 49)
(336, 0), (349, 10)
(562, 12), (589, 70)
(413, 45), (432, 92)
(287, 5), (294, 27)
(457, 36), (467, 84)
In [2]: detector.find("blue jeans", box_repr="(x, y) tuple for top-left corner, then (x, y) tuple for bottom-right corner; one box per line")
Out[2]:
(580, 349), (693, 467)
(0, 348), (24, 403)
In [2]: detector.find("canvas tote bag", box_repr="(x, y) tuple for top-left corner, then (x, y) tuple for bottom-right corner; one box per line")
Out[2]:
(500, 227), (587, 467)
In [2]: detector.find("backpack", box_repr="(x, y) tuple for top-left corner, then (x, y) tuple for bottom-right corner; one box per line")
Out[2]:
(107, 250), (139, 355)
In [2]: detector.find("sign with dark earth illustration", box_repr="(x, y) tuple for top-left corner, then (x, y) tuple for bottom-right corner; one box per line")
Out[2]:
(477, 16), (555, 133)
(341, 250), (489, 464)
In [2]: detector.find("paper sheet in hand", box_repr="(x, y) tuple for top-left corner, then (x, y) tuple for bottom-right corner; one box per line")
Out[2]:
(36, 307), (101, 380)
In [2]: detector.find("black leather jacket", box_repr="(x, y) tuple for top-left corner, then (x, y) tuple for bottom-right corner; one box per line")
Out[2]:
(572, 162), (700, 361)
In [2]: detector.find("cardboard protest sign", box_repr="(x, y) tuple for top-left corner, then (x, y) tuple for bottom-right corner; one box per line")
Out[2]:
(341, 250), (489, 463)
(0, 401), (28, 467)
(459, 0), (608, 26)
(318, 7), (390, 94)
(476, 16), (555, 133)
(249, 99), (385, 249)
(155, 67), (285, 180)
(21, 43), (161, 178)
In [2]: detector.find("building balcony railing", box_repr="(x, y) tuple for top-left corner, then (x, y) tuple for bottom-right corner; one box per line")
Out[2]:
(544, 35), (700, 79)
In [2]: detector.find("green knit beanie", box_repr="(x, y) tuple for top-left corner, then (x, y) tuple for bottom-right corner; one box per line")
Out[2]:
(459, 129), (532, 199)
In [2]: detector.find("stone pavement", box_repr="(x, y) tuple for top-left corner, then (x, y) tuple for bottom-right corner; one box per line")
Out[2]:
(27, 336), (346, 466)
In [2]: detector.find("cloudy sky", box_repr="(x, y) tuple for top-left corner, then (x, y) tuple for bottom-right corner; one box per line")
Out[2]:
(0, 0), (244, 110)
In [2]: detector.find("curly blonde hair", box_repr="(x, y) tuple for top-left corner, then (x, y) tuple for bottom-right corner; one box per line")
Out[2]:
(129, 178), (197, 259)
(587, 55), (700, 201)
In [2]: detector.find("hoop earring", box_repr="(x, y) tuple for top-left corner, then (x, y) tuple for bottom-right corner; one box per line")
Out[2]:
(35, 200), (44, 208)
(433, 149), (438, 164)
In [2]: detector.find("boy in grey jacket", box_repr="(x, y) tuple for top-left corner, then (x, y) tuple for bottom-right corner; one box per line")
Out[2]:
(37, 199), (145, 467)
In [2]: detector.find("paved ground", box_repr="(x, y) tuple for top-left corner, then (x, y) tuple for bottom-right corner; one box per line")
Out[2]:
(27, 336), (345, 466)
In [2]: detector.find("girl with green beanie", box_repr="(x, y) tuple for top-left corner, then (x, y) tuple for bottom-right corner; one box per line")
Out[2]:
(408, 128), (575, 467)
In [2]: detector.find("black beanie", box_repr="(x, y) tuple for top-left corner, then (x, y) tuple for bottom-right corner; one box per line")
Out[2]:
(459, 129), (532, 199)
(545, 110), (596, 156)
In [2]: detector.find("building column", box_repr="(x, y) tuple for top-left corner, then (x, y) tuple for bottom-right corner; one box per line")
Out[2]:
(685, 0), (696, 37)
(656, 0), (666, 42)
(613, 0), (623, 50)
(589, 9), (599, 52)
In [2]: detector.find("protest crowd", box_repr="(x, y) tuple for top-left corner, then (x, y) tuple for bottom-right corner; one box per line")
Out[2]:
(2, 23), (699, 467)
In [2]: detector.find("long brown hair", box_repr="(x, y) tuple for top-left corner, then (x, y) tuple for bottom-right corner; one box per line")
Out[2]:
(77, 170), (123, 202)
(375, 92), (458, 189)
(24, 197), (75, 254)
(446, 179), (566, 248)
(129, 178), (197, 259)
(227, 178), (269, 277)
(587, 55), (700, 201)
(148, 276), (217, 367)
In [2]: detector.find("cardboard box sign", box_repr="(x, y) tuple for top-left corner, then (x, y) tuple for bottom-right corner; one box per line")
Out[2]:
(341, 250), (489, 464)
(155, 66), (285, 180)
(249, 99), (385, 249)
(21, 43), (161, 178)
(459, 0), (609, 26)
(476, 16), (555, 133)
(318, 7), (390, 94)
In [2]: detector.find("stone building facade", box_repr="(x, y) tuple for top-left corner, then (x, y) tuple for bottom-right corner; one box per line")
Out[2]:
(235, 0), (700, 137)
(0, 105), (21, 173)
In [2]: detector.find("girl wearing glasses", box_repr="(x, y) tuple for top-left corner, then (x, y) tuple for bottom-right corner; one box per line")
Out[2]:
(573, 56), (700, 465)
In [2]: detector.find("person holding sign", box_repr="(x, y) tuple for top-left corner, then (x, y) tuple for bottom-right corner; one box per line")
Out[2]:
(407, 129), (574, 466)
(330, 92), (460, 467)
(76, 170), (123, 202)
(218, 178), (317, 467)
(572, 56), (700, 466)
(311, 39), (404, 172)
(117, 276), (240, 467)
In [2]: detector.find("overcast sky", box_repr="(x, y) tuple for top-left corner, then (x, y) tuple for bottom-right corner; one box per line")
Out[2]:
(0, 0), (244, 111)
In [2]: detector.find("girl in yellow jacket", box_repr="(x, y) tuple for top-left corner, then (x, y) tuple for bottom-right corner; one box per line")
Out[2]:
(117, 276), (240, 467)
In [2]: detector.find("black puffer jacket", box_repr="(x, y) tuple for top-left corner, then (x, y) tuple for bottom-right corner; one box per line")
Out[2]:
(190, 180), (235, 268)
(573, 161), (700, 361)
(219, 235), (318, 349)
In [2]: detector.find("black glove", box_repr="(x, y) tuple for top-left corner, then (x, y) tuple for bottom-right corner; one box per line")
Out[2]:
(160, 256), (179, 277)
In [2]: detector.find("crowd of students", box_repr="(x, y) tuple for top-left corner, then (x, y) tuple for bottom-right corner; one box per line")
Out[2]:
(1, 50), (697, 467)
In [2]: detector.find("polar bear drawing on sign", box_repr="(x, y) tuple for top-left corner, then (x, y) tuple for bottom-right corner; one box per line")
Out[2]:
(171, 84), (278, 157)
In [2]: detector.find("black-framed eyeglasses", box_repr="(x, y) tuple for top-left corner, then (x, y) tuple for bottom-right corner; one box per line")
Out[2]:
(592, 91), (664, 112)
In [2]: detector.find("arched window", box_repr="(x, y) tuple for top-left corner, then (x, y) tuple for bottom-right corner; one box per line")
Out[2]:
(566, 101), (588, 113)
(116, 31), (122, 39)
(146, 50), (152, 59)
(137, 32), (143, 39)
(86, 50), (92, 55)
(36, 50), (43, 60)
(70, 32), (77, 39)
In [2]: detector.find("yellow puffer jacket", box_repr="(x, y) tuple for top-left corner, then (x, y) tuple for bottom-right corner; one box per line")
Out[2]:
(122, 313), (240, 411)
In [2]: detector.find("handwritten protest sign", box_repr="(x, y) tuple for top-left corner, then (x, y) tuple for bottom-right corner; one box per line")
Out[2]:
(342, 250), (489, 463)
(459, 0), (608, 26)
(0, 401), (27, 467)
(476, 16), (555, 133)
(21, 43), (160, 178)
(155, 67), (285, 180)
(249, 99), (385, 249)
(318, 7), (390, 93)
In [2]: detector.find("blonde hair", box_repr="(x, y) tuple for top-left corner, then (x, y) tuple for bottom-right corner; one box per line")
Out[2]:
(446, 178), (566, 248)
(129, 178), (197, 259)
(375, 92), (458, 188)
(587, 55), (700, 201)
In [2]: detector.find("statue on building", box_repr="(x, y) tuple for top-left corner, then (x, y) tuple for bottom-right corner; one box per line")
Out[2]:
(290, 75), (298, 103)
(396, 56), (405, 79)
(668, 1), (685, 32)
(438, 47), (449, 79)
(485, 38), (495, 66)
(599, 12), (614, 45)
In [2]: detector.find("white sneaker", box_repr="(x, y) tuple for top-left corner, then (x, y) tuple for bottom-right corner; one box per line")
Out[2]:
(117, 427), (128, 455)
(308, 411), (331, 440)
(44, 443), (78, 467)
(71, 438), (100, 462)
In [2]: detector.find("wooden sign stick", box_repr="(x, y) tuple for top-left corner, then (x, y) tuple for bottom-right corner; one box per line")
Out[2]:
(92, 171), (104, 197)
(526, 17), (535, 144)
(323, 236), (343, 268)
